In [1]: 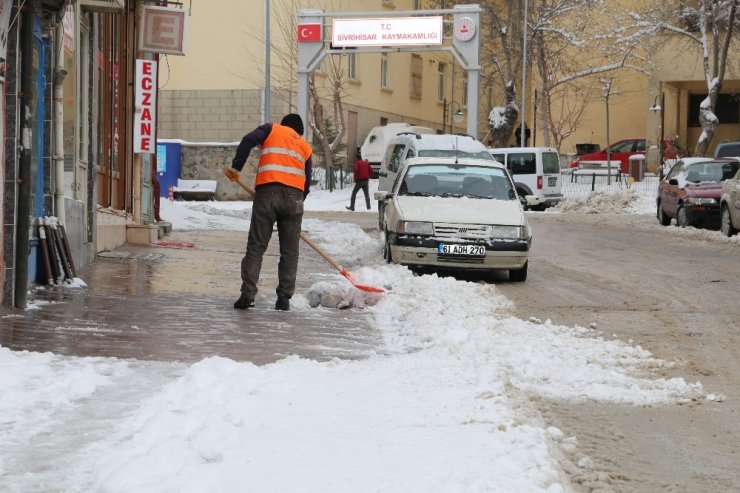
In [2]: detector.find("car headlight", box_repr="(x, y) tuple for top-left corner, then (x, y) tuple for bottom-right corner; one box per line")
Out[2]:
(687, 197), (717, 205)
(490, 225), (529, 240)
(397, 221), (434, 235)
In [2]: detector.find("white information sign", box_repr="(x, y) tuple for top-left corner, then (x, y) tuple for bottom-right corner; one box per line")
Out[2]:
(134, 59), (157, 154)
(332, 17), (443, 47)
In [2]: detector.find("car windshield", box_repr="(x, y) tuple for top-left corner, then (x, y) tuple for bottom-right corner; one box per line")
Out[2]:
(398, 164), (513, 200)
(684, 161), (740, 183)
(418, 150), (494, 160)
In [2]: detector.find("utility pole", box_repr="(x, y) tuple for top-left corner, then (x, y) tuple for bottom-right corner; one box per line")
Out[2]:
(519, 0), (529, 148)
(602, 78), (613, 186)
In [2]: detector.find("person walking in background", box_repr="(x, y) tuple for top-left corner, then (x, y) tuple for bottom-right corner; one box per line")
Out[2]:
(225, 113), (313, 312)
(346, 151), (372, 211)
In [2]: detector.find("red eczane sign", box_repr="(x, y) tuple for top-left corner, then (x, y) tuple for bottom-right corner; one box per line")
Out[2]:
(134, 59), (157, 154)
(297, 23), (322, 43)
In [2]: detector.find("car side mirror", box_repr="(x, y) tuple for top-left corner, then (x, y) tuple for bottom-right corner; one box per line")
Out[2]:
(374, 191), (392, 201)
(508, 189), (517, 200)
(668, 178), (678, 186)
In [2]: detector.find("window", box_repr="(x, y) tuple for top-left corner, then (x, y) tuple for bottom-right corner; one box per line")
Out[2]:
(542, 153), (561, 174)
(381, 53), (389, 88)
(348, 53), (357, 80)
(437, 62), (446, 102)
(688, 93), (740, 126)
(410, 54), (422, 99)
(388, 144), (406, 172)
(609, 140), (635, 153)
(380, 117), (389, 126)
(508, 153), (536, 175)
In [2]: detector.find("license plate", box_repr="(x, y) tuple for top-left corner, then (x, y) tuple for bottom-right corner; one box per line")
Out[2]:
(438, 244), (485, 256)
(548, 176), (557, 187)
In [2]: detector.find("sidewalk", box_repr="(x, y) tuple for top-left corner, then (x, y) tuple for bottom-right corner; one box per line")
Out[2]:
(0, 223), (381, 365)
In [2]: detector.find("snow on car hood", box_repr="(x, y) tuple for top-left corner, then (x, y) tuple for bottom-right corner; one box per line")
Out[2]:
(396, 195), (526, 226)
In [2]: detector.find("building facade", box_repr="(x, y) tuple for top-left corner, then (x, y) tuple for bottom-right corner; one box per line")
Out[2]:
(158, 0), (739, 169)
(1, 0), (170, 308)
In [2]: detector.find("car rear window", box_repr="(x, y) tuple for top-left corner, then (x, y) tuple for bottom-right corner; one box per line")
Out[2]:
(684, 161), (740, 182)
(715, 143), (740, 158)
(508, 153), (536, 174)
(542, 153), (561, 174)
(400, 164), (513, 199)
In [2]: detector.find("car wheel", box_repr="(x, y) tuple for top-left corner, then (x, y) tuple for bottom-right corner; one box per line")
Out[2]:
(676, 205), (690, 228)
(720, 206), (737, 237)
(383, 231), (393, 264)
(509, 261), (528, 282)
(657, 202), (671, 226)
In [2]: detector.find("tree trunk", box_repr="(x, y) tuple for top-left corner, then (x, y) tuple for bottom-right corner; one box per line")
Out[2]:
(491, 82), (519, 148)
(694, 91), (719, 157)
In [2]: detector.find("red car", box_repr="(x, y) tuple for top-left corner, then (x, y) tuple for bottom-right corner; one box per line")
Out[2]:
(570, 138), (681, 173)
(657, 158), (740, 228)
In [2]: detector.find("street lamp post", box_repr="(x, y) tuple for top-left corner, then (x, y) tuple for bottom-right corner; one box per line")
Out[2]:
(442, 98), (465, 134)
(650, 94), (665, 178)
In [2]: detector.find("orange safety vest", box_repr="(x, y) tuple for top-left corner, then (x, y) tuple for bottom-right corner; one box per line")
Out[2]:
(256, 124), (312, 191)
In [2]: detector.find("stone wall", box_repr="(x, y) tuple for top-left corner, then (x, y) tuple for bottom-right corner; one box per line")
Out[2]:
(180, 144), (258, 201)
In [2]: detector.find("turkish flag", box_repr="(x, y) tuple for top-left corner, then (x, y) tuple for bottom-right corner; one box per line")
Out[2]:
(297, 24), (322, 42)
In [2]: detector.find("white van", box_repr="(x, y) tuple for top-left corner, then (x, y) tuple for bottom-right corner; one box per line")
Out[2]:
(360, 123), (435, 177)
(378, 133), (493, 192)
(487, 147), (563, 209)
(376, 133), (493, 228)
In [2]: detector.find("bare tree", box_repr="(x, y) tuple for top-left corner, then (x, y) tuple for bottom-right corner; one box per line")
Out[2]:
(624, 0), (739, 156)
(480, 2), (526, 148)
(529, 0), (648, 150)
(479, 0), (634, 149)
(308, 54), (347, 172)
(237, 0), (300, 113)
(237, 0), (349, 172)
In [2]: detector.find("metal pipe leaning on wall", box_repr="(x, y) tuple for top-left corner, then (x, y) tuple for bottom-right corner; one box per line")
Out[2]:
(42, 217), (77, 285)
(38, 220), (54, 286)
(42, 217), (63, 284)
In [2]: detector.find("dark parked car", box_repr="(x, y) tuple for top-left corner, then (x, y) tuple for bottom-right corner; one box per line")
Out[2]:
(720, 167), (740, 236)
(657, 158), (740, 228)
(714, 141), (740, 159)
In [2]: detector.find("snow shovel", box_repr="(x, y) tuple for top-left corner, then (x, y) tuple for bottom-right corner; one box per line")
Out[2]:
(224, 168), (385, 294)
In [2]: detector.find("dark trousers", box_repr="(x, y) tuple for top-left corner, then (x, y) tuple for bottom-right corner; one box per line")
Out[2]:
(241, 183), (304, 299)
(349, 179), (370, 210)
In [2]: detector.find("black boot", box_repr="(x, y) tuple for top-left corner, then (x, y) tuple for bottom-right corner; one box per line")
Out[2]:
(234, 294), (255, 309)
(275, 295), (290, 311)
(345, 206), (354, 211)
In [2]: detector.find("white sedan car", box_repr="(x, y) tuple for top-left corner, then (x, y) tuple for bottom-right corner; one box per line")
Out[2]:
(375, 157), (532, 282)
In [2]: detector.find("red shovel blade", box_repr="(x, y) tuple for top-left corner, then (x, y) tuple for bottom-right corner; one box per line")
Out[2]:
(340, 268), (385, 294)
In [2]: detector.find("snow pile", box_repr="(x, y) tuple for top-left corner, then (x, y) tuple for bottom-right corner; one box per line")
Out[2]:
(58, 261), (704, 492)
(369, 265), (703, 405)
(0, 193), (711, 491)
(552, 190), (643, 214)
(75, 355), (566, 493)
